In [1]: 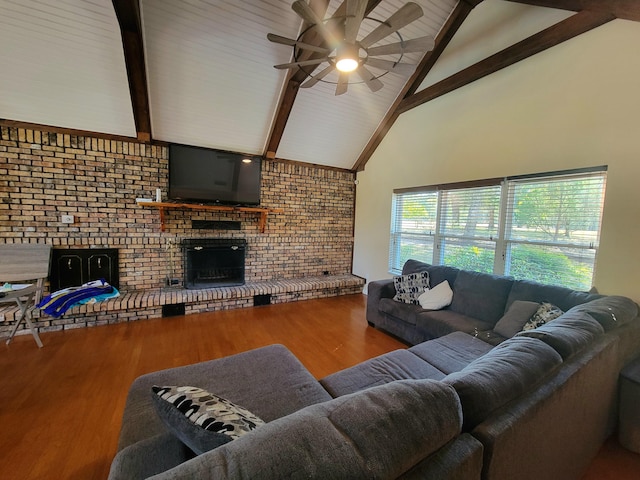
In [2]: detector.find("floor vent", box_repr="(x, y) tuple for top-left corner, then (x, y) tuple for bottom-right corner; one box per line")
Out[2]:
(254, 294), (271, 306)
(162, 303), (185, 317)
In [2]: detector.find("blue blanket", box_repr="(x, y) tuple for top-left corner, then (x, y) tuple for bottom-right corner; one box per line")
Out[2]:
(37, 279), (120, 318)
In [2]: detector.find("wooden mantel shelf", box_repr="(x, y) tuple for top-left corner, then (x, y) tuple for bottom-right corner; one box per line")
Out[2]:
(136, 201), (283, 233)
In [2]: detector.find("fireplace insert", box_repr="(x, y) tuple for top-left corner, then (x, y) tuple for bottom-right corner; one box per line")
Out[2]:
(181, 238), (246, 289)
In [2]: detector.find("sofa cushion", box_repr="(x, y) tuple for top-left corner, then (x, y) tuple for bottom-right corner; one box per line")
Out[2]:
(418, 280), (453, 310)
(151, 385), (264, 455)
(319, 349), (446, 397)
(379, 298), (425, 326)
(402, 259), (432, 275)
(517, 310), (604, 359)
(443, 336), (563, 430)
(425, 265), (461, 291)
(402, 260), (461, 289)
(117, 344), (331, 451)
(493, 300), (541, 338)
(567, 296), (638, 331)
(522, 302), (564, 331)
(108, 433), (195, 480)
(398, 433), (484, 480)
(147, 380), (463, 480)
(416, 309), (494, 340)
(450, 270), (513, 325)
(505, 278), (598, 312)
(393, 271), (431, 304)
(409, 332), (494, 374)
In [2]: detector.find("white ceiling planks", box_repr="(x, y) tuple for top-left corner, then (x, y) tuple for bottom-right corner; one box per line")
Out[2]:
(140, 0), (301, 155)
(0, 0), (136, 136)
(0, 0), (459, 169)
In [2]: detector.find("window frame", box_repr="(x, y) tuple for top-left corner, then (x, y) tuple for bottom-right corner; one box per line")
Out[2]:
(389, 167), (607, 290)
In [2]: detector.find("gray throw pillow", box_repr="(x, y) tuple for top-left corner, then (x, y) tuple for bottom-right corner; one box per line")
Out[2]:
(493, 300), (540, 338)
(151, 385), (264, 455)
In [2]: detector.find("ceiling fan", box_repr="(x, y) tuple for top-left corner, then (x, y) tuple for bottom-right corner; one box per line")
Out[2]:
(268, 0), (435, 96)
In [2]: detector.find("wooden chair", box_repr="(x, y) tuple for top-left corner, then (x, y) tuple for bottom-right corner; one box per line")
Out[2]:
(0, 244), (52, 347)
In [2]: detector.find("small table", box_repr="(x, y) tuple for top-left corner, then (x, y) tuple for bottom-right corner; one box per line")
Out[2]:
(619, 355), (640, 453)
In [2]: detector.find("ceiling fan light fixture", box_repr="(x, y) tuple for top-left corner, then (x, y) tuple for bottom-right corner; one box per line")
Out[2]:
(268, 1), (435, 95)
(335, 44), (359, 73)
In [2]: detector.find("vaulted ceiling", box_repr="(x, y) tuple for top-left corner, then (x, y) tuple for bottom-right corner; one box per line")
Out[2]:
(0, 0), (638, 171)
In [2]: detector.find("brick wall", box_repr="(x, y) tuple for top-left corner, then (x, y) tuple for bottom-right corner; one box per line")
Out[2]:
(0, 126), (356, 292)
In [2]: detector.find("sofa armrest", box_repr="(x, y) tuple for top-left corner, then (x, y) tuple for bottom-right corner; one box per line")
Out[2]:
(366, 279), (395, 327)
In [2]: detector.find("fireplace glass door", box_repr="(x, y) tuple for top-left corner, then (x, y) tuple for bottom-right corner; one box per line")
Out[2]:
(182, 239), (246, 289)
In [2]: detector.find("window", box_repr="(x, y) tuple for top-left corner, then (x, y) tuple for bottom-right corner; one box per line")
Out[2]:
(390, 190), (437, 271)
(390, 168), (607, 290)
(438, 185), (501, 274)
(502, 172), (606, 290)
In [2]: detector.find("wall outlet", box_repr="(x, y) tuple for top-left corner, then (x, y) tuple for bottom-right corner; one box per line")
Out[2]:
(61, 215), (74, 224)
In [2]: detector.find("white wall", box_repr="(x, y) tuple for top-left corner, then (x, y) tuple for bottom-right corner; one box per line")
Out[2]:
(353, 4), (640, 302)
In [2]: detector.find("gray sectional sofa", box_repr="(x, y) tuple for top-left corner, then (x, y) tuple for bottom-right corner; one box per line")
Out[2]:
(109, 259), (640, 480)
(367, 259), (609, 346)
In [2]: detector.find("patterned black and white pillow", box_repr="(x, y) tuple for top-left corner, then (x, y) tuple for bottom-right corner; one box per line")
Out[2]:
(393, 271), (430, 304)
(151, 385), (265, 454)
(521, 302), (564, 331)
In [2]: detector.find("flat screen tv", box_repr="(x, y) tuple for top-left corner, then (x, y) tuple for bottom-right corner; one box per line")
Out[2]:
(168, 144), (262, 206)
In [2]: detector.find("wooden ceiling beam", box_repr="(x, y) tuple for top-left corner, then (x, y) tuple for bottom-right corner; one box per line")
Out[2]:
(112, 0), (152, 142)
(397, 9), (614, 115)
(265, 0), (382, 159)
(505, 0), (640, 22)
(352, 0), (481, 171)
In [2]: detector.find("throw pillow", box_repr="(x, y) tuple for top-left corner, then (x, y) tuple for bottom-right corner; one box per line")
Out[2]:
(151, 385), (264, 455)
(493, 300), (541, 338)
(393, 271), (430, 304)
(418, 280), (453, 310)
(521, 302), (564, 331)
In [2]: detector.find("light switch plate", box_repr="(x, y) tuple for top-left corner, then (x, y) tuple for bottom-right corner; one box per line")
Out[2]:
(61, 215), (74, 224)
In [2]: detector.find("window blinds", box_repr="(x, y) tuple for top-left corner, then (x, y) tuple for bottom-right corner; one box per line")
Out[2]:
(389, 191), (437, 272)
(389, 168), (607, 289)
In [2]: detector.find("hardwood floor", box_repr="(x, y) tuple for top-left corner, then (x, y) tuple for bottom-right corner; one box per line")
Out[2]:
(0, 294), (638, 479)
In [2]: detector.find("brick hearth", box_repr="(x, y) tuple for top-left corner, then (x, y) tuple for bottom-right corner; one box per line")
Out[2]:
(0, 275), (364, 338)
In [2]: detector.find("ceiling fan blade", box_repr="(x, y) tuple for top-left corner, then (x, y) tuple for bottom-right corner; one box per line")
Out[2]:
(345, 0), (367, 44)
(359, 2), (424, 49)
(366, 35), (435, 57)
(267, 33), (330, 54)
(356, 66), (384, 93)
(335, 72), (349, 96)
(366, 57), (417, 76)
(274, 57), (327, 69)
(301, 65), (335, 88)
(292, 0), (338, 48)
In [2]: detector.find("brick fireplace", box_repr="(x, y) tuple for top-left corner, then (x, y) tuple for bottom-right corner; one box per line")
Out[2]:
(0, 125), (362, 335)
